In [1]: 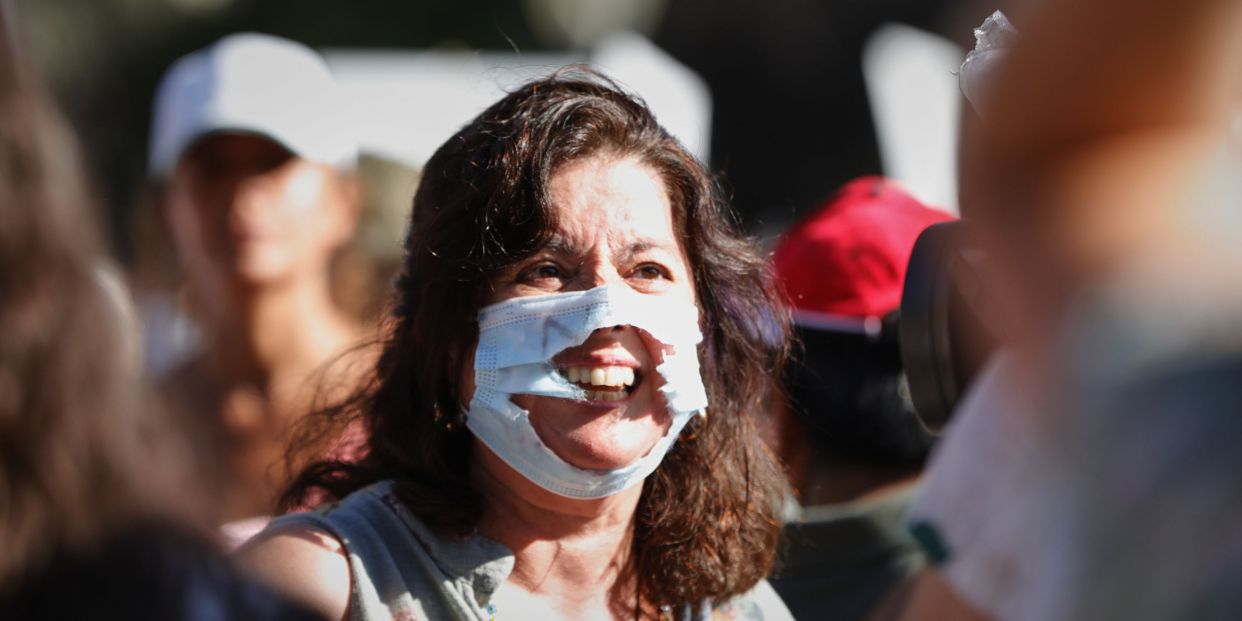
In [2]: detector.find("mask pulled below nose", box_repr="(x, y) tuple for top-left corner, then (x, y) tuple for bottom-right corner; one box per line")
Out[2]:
(466, 285), (708, 499)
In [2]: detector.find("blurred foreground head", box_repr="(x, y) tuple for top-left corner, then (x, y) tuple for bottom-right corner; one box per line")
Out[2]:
(0, 10), (171, 585)
(0, 15), (328, 620)
(772, 177), (951, 480)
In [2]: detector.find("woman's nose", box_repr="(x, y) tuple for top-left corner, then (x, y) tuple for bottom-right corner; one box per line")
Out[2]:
(579, 258), (626, 290)
(578, 271), (604, 289)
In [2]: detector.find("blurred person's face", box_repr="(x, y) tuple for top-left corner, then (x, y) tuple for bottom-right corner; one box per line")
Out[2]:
(165, 134), (356, 303)
(464, 154), (697, 475)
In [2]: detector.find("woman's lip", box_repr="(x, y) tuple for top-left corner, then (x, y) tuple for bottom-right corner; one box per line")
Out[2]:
(570, 391), (635, 408)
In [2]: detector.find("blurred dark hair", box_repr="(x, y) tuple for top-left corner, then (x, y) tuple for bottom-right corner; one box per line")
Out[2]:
(785, 314), (935, 468)
(0, 15), (189, 588)
(283, 68), (790, 612)
(0, 16), (329, 621)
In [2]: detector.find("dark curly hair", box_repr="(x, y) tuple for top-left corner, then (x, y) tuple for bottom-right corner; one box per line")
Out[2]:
(282, 68), (790, 613)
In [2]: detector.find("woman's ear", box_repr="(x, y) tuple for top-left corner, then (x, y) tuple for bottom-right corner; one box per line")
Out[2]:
(446, 339), (477, 409)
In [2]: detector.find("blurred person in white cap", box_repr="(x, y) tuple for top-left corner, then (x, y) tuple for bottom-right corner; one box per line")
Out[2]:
(148, 32), (370, 538)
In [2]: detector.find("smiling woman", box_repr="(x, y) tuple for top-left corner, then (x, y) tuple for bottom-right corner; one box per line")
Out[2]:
(483, 154), (696, 478)
(239, 69), (793, 621)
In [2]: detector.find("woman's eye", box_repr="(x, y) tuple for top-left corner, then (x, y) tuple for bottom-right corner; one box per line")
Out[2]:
(633, 264), (669, 280)
(523, 263), (565, 282)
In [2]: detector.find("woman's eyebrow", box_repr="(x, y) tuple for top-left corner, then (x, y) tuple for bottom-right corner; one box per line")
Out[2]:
(539, 236), (580, 256)
(538, 237), (676, 259)
(532, 238), (593, 270)
(618, 240), (676, 259)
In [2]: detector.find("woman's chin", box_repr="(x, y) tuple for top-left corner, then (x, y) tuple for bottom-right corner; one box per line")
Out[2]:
(542, 429), (664, 472)
(552, 445), (647, 472)
(522, 393), (672, 472)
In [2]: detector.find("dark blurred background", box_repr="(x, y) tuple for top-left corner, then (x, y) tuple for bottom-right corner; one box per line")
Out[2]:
(21, 0), (987, 260)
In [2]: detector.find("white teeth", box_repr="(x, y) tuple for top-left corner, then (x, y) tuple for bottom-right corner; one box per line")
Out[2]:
(561, 365), (638, 389)
(604, 366), (621, 387)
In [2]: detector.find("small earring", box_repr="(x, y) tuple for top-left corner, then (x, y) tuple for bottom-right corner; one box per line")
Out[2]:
(434, 400), (466, 431)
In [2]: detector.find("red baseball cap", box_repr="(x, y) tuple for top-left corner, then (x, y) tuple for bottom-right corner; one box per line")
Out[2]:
(773, 176), (953, 329)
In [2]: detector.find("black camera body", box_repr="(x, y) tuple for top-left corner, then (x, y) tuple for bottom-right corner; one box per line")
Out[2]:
(900, 221), (996, 432)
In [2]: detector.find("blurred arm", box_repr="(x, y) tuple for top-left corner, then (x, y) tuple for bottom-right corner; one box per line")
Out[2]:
(869, 569), (992, 621)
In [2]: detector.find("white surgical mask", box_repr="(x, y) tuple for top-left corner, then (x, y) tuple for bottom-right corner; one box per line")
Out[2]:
(466, 285), (708, 499)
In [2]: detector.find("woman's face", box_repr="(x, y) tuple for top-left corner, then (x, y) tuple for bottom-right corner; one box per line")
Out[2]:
(469, 153), (696, 472)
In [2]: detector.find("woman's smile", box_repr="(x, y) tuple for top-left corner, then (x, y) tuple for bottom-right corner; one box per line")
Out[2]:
(555, 337), (648, 403)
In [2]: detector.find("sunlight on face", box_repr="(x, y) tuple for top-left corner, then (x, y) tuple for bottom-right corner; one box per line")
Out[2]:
(473, 153), (697, 471)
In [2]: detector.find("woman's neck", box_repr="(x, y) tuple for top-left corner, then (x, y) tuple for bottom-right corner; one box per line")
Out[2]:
(473, 446), (648, 620)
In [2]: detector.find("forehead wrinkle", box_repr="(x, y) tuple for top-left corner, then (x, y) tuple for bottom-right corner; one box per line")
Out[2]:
(543, 230), (677, 260)
(544, 155), (680, 260)
(538, 234), (593, 261)
(617, 239), (677, 260)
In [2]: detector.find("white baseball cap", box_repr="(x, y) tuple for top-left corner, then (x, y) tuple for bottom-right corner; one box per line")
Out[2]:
(148, 32), (357, 178)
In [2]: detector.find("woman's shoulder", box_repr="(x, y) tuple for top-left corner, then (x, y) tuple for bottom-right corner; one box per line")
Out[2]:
(236, 516), (352, 621)
(708, 579), (794, 621)
(243, 480), (513, 621)
(234, 481), (402, 621)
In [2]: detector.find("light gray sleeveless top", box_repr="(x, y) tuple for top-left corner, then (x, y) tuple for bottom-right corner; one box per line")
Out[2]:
(268, 480), (786, 621)
(269, 480), (509, 620)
